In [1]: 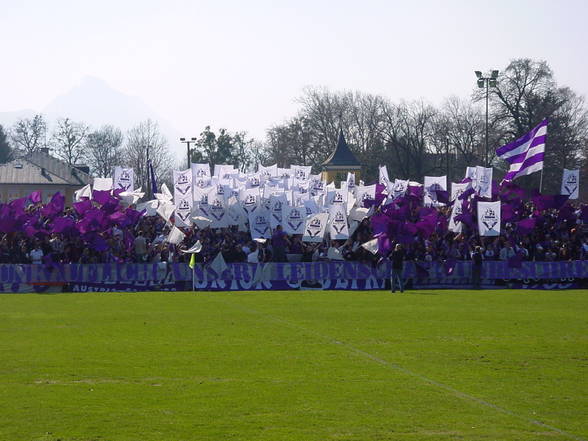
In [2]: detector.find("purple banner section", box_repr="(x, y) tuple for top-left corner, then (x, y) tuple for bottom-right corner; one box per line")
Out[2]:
(0, 261), (587, 286)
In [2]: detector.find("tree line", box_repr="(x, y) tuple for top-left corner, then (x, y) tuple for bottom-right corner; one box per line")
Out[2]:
(1, 58), (586, 195)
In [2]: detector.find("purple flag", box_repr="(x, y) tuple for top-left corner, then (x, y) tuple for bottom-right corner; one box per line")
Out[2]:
(497, 119), (547, 182)
(28, 190), (42, 204)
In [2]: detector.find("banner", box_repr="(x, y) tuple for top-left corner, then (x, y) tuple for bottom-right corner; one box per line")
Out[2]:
(303, 213), (329, 242)
(561, 169), (579, 199)
(451, 182), (470, 201)
(0, 261), (586, 293)
(173, 169), (193, 227)
(249, 208), (271, 240)
(448, 200), (463, 233)
(113, 167), (134, 192)
(477, 201), (501, 236)
(269, 194), (287, 229)
(379, 165), (391, 188)
(475, 166), (492, 199)
(328, 205), (349, 240)
(424, 176), (447, 206)
(282, 205), (305, 235)
(391, 179), (409, 199)
(191, 163), (211, 189)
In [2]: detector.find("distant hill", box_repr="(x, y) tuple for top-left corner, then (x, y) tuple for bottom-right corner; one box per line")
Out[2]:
(0, 76), (183, 157)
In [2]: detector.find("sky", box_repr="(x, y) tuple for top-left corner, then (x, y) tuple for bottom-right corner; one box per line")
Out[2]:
(1, 0), (587, 157)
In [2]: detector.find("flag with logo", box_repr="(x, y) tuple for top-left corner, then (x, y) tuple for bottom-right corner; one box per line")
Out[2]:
(328, 205), (349, 240)
(560, 169), (579, 199)
(477, 201), (501, 236)
(302, 212), (329, 243)
(113, 167), (134, 192)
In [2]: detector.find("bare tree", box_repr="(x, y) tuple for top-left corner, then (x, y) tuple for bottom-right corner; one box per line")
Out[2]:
(85, 125), (124, 177)
(51, 118), (89, 165)
(10, 114), (47, 155)
(124, 119), (173, 191)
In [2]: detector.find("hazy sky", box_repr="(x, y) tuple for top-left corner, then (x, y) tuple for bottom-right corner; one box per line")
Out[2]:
(2, 0), (587, 146)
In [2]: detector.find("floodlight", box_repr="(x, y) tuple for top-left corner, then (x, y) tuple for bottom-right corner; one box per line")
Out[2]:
(191, 137), (197, 141)
(491, 70), (499, 79)
(180, 137), (186, 141)
(477, 79), (485, 88)
(475, 71), (483, 79)
(489, 79), (497, 87)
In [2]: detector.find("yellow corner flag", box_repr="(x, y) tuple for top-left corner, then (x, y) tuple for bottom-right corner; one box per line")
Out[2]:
(189, 253), (196, 269)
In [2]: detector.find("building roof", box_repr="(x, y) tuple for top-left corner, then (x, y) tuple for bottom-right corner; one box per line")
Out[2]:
(0, 150), (92, 186)
(321, 130), (361, 168)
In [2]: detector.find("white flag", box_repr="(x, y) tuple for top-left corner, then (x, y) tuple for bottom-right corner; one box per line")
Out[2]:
(561, 169), (579, 199)
(207, 188), (226, 228)
(191, 216), (213, 229)
(249, 208), (271, 240)
(279, 205), (303, 235)
(424, 176), (447, 206)
(258, 164), (278, 181)
(166, 226), (185, 245)
(136, 199), (158, 216)
(93, 177), (113, 192)
(156, 202), (175, 223)
(391, 179), (409, 199)
(182, 240), (203, 254)
(113, 167), (134, 192)
(174, 197), (192, 228)
(326, 187), (348, 206)
(328, 205), (349, 240)
(269, 194), (287, 229)
(240, 188), (260, 215)
(74, 184), (92, 201)
(477, 201), (501, 237)
(379, 165), (391, 188)
(475, 166), (492, 199)
(451, 182), (470, 201)
(361, 238), (379, 255)
(154, 183), (173, 202)
(292, 165), (312, 181)
(448, 200), (463, 233)
(302, 212), (329, 243)
(355, 185), (376, 207)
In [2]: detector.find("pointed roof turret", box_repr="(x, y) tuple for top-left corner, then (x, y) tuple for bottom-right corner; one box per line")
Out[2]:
(321, 130), (361, 168)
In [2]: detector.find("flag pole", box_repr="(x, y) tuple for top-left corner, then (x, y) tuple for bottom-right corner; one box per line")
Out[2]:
(539, 168), (544, 194)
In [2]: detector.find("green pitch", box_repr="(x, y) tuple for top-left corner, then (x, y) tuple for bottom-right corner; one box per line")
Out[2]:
(0, 289), (586, 441)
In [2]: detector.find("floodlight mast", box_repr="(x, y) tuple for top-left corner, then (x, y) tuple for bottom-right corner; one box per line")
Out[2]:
(180, 137), (198, 169)
(474, 70), (499, 167)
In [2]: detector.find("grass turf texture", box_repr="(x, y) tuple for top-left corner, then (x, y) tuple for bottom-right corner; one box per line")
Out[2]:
(0, 290), (586, 441)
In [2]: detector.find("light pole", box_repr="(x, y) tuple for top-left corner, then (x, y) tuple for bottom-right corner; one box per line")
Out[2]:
(475, 69), (499, 167)
(180, 137), (197, 169)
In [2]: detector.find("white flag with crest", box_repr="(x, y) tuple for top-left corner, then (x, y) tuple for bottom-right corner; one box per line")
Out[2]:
(328, 205), (349, 240)
(113, 167), (134, 192)
(424, 176), (447, 206)
(561, 169), (579, 199)
(302, 212), (329, 243)
(477, 201), (501, 237)
(282, 204), (306, 235)
(475, 166), (493, 199)
(249, 208), (271, 240)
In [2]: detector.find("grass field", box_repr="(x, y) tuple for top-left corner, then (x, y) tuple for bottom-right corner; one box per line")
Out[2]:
(0, 289), (587, 441)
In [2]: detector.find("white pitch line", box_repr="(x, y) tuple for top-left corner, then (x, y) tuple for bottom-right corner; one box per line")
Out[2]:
(217, 297), (586, 441)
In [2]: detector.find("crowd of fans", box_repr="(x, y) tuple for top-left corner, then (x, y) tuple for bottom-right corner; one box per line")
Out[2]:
(0, 190), (587, 267)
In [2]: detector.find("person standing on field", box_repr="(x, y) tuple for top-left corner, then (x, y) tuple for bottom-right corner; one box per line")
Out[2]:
(390, 244), (405, 293)
(471, 246), (483, 289)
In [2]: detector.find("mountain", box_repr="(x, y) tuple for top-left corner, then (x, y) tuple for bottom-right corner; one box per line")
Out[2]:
(0, 76), (183, 158)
